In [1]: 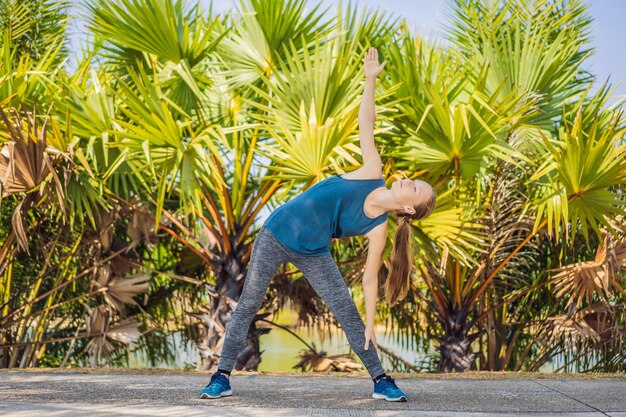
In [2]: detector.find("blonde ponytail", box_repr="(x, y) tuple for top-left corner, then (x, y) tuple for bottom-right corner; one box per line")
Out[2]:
(383, 186), (437, 305)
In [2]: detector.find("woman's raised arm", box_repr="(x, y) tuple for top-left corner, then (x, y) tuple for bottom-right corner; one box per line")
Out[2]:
(358, 47), (387, 169)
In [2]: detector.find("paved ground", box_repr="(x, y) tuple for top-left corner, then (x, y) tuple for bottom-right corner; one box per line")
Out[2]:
(0, 369), (625, 416)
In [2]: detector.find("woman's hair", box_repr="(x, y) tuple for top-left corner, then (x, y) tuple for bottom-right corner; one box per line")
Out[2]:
(383, 184), (437, 305)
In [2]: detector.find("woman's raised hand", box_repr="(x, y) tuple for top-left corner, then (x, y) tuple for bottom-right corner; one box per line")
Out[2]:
(363, 47), (387, 79)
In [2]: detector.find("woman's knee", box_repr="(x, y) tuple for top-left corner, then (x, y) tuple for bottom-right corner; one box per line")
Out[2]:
(233, 297), (262, 317)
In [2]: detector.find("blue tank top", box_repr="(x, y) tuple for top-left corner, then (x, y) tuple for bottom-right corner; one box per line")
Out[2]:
(263, 174), (388, 256)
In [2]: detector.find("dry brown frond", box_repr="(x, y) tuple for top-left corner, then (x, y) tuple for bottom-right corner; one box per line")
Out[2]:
(544, 301), (625, 351)
(549, 229), (626, 309)
(0, 109), (52, 195)
(293, 348), (363, 373)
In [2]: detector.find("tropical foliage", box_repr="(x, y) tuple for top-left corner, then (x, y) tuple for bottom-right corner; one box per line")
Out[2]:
(0, 0), (624, 374)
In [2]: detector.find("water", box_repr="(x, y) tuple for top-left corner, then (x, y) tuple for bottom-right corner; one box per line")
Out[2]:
(127, 306), (429, 371)
(253, 306), (428, 371)
(127, 306), (565, 372)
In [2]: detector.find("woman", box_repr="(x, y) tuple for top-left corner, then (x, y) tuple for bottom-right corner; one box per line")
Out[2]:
(200, 47), (437, 402)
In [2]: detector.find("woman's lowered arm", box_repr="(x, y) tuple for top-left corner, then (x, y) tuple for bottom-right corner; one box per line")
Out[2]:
(362, 221), (388, 351)
(358, 47), (387, 168)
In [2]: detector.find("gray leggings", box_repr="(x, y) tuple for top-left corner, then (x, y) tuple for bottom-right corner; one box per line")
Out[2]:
(217, 225), (385, 378)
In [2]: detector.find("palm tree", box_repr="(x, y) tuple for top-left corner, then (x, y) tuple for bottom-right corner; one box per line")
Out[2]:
(82, 0), (403, 370)
(0, 2), (160, 368)
(2, 0), (623, 375)
(0, 0), (70, 68)
(372, 0), (625, 372)
(0, 104), (155, 368)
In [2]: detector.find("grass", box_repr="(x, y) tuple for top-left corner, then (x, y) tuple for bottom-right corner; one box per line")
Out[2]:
(2, 367), (624, 380)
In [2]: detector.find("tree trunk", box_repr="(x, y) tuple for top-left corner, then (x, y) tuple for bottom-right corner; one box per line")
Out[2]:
(195, 247), (271, 371)
(437, 308), (478, 372)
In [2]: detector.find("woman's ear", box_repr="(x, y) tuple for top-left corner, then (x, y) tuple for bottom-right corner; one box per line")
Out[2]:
(402, 206), (416, 215)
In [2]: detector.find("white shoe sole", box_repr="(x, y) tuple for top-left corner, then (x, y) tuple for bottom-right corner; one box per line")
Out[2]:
(372, 392), (407, 402)
(200, 389), (233, 399)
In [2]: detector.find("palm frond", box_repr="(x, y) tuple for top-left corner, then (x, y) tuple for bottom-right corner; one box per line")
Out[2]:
(0, 0), (70, 64)
(549, 229), (626, 309)
(216, 0), (331, 88)
(443, 0), (593, 129)
(529, 85), (626, 243)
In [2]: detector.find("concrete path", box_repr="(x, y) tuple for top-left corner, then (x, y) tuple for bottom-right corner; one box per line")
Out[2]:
(0, 369), (624, 416)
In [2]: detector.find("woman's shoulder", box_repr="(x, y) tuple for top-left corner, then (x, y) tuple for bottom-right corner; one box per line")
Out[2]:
(337, 165), (384, 180)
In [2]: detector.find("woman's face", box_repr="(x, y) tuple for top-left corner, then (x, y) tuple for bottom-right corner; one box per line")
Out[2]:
(391, 178), (431, 210)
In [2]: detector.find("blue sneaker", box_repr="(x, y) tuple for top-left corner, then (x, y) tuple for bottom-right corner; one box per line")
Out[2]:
(373, 375), (408, 402)
(199, 372), (233, 399)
